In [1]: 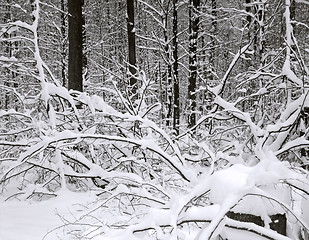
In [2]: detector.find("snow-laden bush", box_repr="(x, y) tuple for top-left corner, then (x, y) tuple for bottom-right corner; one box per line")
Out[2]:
(2, 73), (309, 239)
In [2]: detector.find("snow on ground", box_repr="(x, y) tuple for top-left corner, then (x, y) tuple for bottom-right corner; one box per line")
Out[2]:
(0, 190), (98, 240)
(0, 162), (307, 240)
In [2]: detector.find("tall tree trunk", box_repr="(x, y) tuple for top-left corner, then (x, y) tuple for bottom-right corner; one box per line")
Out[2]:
(127, 0), (137, 96)
(163, 7), (173, 127)
(82, 7), (87, 82)
(245, 0), (253, 66)
(209, 0), (217, 77)
(188, 0), (200, 129)
(172, 0), (180, 135)
(3, 0), (11, 109)
(204, 0), (217, 120)
(3, 0), (18, 109)
(290, 0), (297, 55)
(257, 0), (265, 67)
(68, 0), (83, 92)
(284, 0), (293, 103)
(61, 0), (66, 87)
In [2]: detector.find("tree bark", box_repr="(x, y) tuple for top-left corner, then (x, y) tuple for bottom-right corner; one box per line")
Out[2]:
(257, 0), (265, 66)
(61, 0), (66, 87)
(3, 0), (18, 109)
(127, 0), (137, 96)
(172, 0), (179, 135)
(209, 0), (217, 77)
(188, 0), (200, 130)
(244, 0), (254, 67)
(68, 0), (83, 92)
(82, 6), (87, 82)
(163, 8), (173, 127)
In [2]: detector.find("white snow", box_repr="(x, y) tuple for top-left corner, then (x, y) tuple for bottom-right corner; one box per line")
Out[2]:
(0, 160), (306, 240)
(1, 1), (308, 239)
(209, 164), (251, 204)
(0, 56), (18, 62)
(0, 190), (98, 240)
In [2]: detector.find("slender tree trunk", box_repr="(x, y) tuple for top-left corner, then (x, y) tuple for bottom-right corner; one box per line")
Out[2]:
(209, 0), (216, 78)
(172, 0), (180, 135)
(162, 8), (173, 127)
(158, 62), (164, 125)
(290, 0), (297, 55)
(245, 0), (253, 66)
(3, 0), (18, 109)
(82, 7), (87, 82)
(188, 0), (200, 129)
(61, 0), (66, 87)
(3, 1), (11, 109)
(257, 0), (265, 67)
(284, 0), (293, 103)
(127, 0), (137, 96)
(203, 0), (217, 119)
(68, 0), (83, 92)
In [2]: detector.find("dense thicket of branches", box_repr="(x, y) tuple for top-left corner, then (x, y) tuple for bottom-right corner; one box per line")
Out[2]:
(0, 0), (309, 239)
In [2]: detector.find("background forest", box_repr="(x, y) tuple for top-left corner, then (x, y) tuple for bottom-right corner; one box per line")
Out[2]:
(1, 0), (309, 239)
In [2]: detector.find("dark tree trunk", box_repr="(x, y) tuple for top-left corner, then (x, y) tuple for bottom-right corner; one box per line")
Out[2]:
(2, 1), (18, 109)
(82, 8), (87, 81)
(164, 10), (173, 127)
(68, 0), (83, 92)
(61, 0), (66, 87)
(245, 0), (253, 66)
(203, 0), (216, 125)
(290, 0), (296, 21)
(127, 0), (137, 96)
(188, 0), (200, 129)
(172, 0), (179, 135)
(209, 0), (217, 78)
(290, 0), (297, 55)
(257, 1), (265, 66)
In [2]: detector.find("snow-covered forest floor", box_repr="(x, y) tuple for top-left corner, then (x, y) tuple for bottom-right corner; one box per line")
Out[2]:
(0, 191), (96, 240)
(1, 162), (309, 240)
